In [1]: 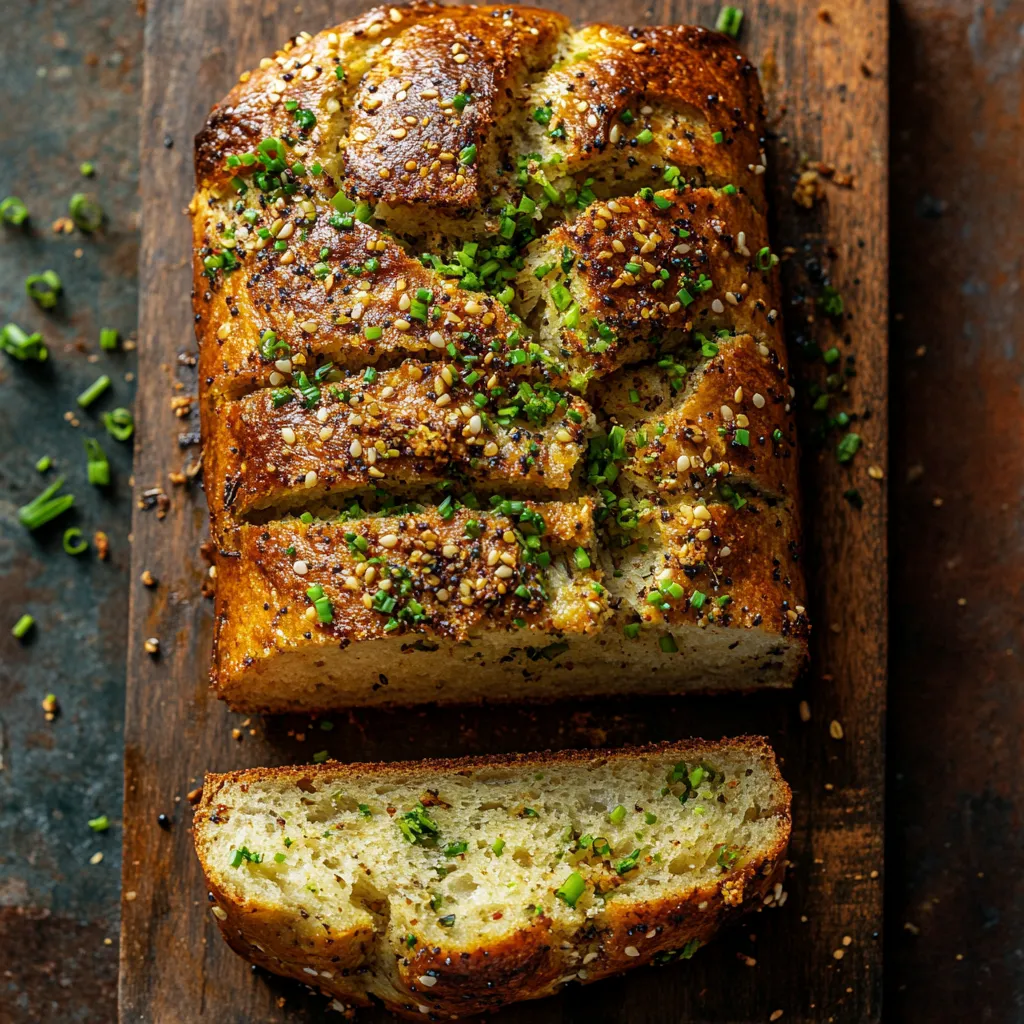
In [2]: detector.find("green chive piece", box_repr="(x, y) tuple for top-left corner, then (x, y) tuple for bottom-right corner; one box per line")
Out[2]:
(836, 431), (862, 464)
(715, 6), (744, 39)
(492, 838), (505, 856)
(573, 546), (591, 570)
(80, 161), (96, 177)
(25, 270), (62, 309)
(1, 196), (29, 225)
(555, 871), (586, 908)
(609, 804), (627, 825)
(62, 527), (89, 555)
(635, 128), (654, 145)
(274, 852), (286, 863)
(733, 428), (750, 446)
(312, 750), (329, 764)
(99, 327), (119, 351)
(11, 614), (35, 639)
(84, 438), (110, 486)
(645, 812), (657, 824)
(18, 476), (74, 531)
(88, 815), (110, 832)
(458, 144), (477, 165)
(1, 323), (48, 361)
(659, 634), (678, 654)
(69, 192), (104, 232)
(364, 325), (383, 341)
(36, 455), (52, 472)
(712, 131), (724, 143)
(756, 246), (779, 271)
(103, 407), (135, 442)
(623, 622), (641, 639)
(77, 374), (111, 408)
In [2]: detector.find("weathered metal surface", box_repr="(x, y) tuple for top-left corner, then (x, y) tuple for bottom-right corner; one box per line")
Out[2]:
(887, 0), (1024, 1019)
(0, 3), (140, 1023)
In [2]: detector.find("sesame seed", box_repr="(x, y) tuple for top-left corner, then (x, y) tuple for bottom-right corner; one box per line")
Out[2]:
(418, 975), (437, 987)
(349, 439), (363, 458)
(280, 427), (296, 445)
(752, 392), (766, 408)
(428, 331), (445, 348)
(495, 565), (514, 579)
(676, 454), (691, 473)
(380, 534), (398, 549)
(711, 299), (725, 314)
(293, 560), (309, 575)
(720, 405), (734, 421)
(304, 471), (318, 488)
(624, 945), (640, 956)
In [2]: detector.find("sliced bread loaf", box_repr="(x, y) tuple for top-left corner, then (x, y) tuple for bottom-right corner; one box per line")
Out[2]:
(195, 738), (790, 1019)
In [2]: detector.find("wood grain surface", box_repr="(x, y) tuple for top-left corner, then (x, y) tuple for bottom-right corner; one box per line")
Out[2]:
(120, 2), (887, 1021)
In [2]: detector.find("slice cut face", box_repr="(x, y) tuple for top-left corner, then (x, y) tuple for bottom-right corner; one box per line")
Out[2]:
(195, 738), (791, 1020)
(193, 5), (808, 711)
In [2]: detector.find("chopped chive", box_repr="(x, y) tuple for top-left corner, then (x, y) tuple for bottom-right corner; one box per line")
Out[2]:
(836, 431), (862, 464)
(715, 6), (744, 38)
(712, 131), (724, 143)
(11, 613), (35, 639)
(274, 852), (286, 863)
(573, 546), (591, 570)
(312, 750), (329, 764)
(84, 438), (110, 486)
(80, 161), (95, 177)
(88, 815), (110, 832)
(690, 590), (707, 611)
(659, 634), (678, 653)
(733, 428), (750, 446)
(609, 804), (627, 825)
(676, 286), (694, 307)
(25, 270), (62, 309)
(644, 811), (657, 824)
(69, 192), (104, 232)
(103, 407), (135, 442)
(554, 871), (585, 908)
(624, 622), (641, 639)
(18, 476), (74, 530)
(1, 196), (29, 225)
(721, 184), (738, 195)
(635, 128), (654, 145)
(756, 246), (779, 271)
(458, 144), (477, 165)
(77, 374), (111, 408)
(62, 527), (88, 555)
(532, 106), (552, 125)
(35, 455), (52, 472)
(492, 838), (505, 856)
(364, 325), (383, 341)
(99, 327), (119, 351)
(1, 322), (48, 361)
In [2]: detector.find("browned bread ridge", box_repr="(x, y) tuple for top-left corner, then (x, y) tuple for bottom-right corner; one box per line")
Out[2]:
(192, 3), (808, 712)
(195, 738), (791, 1019)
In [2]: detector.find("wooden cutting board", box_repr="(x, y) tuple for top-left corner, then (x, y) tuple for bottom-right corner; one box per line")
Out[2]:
(120, 1), (887, 1020)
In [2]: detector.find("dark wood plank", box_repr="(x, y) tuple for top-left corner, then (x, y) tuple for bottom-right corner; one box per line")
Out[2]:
(120, 2), (887, 1021)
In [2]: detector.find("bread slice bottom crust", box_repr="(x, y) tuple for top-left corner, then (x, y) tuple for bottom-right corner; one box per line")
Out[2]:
(195, 739), (791, 1019)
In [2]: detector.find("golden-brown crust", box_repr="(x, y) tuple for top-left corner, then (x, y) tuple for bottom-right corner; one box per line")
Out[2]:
(595, 334), (798, 501)
(212, 499), (608, 693)
(527, 23), (767, 202)
(533, 186), (782, 381)
(195, 738), (791, 1020)
(343, 5), (568, 211)
(192, 193), (540, 402)
(638, 501), (809, 641)
(205, 366), (589, 525)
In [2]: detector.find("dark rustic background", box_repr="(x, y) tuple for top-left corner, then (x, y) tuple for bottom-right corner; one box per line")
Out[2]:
(0, 0), (1020, 1021)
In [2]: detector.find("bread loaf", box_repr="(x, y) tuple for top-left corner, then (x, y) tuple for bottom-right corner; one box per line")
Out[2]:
(192, 3), (808, 711)
(195, 738), (791, 1019)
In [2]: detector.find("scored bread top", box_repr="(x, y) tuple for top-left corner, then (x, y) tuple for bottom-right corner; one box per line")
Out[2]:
(192, 3), (807, 702)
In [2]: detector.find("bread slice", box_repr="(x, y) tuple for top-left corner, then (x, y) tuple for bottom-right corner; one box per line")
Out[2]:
(193, 4), (808, 711)
(195, 738), (791, 1019)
